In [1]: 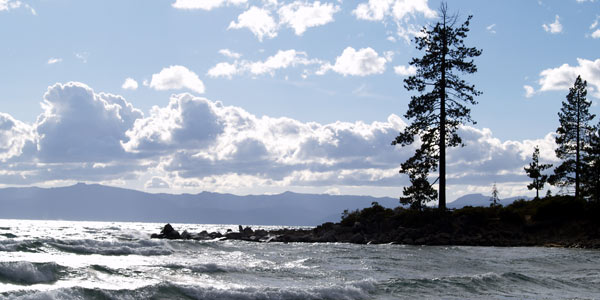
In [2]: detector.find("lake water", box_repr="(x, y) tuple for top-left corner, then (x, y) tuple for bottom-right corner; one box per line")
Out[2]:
(0, 219), (598, 299)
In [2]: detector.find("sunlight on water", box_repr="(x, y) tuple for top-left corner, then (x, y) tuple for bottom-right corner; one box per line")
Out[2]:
(0, 219), (599, 299)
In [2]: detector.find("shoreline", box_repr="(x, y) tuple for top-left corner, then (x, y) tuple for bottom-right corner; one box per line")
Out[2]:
(151, 222), (600, 249)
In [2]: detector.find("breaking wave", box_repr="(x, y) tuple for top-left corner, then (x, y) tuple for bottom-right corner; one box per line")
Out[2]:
(0, 261), (65, 285)
(47, 238), (173, 256)
(1, 280), (376, 300)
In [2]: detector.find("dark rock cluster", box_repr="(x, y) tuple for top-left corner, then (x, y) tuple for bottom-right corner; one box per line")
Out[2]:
(151, 218), (600, 248)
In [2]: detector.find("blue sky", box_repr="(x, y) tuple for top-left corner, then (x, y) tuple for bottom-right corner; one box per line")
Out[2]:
(1, 0), (599, 201)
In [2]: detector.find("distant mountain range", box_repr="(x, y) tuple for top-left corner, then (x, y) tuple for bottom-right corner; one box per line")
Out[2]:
(0, 184), (530, 225)
(448, 193), (531, 209)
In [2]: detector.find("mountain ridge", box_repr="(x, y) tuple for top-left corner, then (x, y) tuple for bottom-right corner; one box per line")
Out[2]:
(0, 184), (530, 225)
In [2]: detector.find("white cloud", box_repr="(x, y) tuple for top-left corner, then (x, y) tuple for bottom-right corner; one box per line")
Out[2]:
(121, 78), (139, 90)
(207, 62), (239, 79)
(537, 58), (600, 98)
(486, 24), (496, 34)
(0, 0), (20, 11)
(229, 6), (278, 41)
(542, 15), (563, 34)
(353, 0), (436, 42)
(278, 1), (340, 35)
(208, 49), (323, 78)
(149, 65), (205, 94)
(47, 58), (62, 65)
(35, 82), (143, 163)
(123, 93), (223, 153)
(383, 50), (394, 61)
(523, 85), (536, 98)
(394, 65), (416, 76)
(218, 49), (241, 59)
(171, 0), (247, 10)
(247, 49), (315, 75)
(353, 0), (392, 21)
(320, 47), (387, 76)
(590, 16), (600, 38)
(0, 82), (564, 199)
(0, 112), (34, 162)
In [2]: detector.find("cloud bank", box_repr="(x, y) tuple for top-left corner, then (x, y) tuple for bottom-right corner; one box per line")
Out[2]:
(0, 82), (558, 199)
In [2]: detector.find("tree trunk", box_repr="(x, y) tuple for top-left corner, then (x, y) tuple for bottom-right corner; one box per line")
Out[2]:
(439, 19), (448, 210)
(576, 93), (580, 199)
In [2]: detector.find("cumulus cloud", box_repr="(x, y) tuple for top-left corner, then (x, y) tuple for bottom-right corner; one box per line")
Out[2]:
(0, 82), (562, 198)
(278, 1), (340, 35)
(35, 82), (143, 163)
(171, 0), (247, 10)
(229, 6), (278, 41)
(353, 0), (436, 42)
(148, 65), (205, 94)
(226, 1), (340, 41)
(537, 58), (600, 98)
(123, 93), (223, 153)
(319, 47), (387, 76)
(523, 85), (535, 98)
(121, 78), (138, 90)
(543, 15), (563, 34)
(394, 65), (416, 76)
(0, 113), (34, 162)
(47, 58), (62, 65)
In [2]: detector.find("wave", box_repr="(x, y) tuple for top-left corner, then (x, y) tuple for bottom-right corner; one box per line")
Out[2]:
(0, 240), (45, 253)
(47, 238), (173, 256)
(0, 261), (65, 285)
(379, 271), (569, 297)
(1, 280), (376, 300)
(164, 262), (242, 274)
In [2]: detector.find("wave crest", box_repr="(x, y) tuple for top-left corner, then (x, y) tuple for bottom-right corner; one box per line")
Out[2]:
(0, 261), (65, 285)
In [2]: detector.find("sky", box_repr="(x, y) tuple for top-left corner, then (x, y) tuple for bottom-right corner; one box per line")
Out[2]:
(0, 0), (599, 202)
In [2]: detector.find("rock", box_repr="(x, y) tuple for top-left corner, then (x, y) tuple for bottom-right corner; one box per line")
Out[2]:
(242, 226), (254, 235)
(181, 230), (192, 239)
(160, 223), (180, 239)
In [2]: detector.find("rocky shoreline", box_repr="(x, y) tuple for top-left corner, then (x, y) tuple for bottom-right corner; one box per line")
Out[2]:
(151, 220), (600, 249)
(151, 196), (600, 249)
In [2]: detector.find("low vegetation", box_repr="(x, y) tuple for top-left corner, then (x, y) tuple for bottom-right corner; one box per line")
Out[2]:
(328, 196), (600, 247)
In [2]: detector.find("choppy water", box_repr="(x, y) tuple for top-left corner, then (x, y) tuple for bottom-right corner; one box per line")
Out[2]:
(0, 219), (599, 299)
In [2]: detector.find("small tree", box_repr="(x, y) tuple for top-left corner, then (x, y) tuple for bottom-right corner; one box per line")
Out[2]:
(551, 75), (595, 198)
(490, 183), (500, 207)
(524, 146), (553, 199)
(392, 2), (482, 210)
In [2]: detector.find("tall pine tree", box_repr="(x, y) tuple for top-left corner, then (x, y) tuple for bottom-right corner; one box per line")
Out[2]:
(551, 75), (595, 198)
(582, 122), (600, 202)
(524, 146), (553, 199)
(392, 3), (481, 209)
